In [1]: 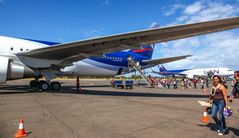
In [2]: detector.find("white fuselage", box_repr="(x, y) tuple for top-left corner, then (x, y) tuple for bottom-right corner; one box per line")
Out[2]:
(0, 36), (129, 77)
(61, 59), (122, 76)
(181, 68), (234, 78)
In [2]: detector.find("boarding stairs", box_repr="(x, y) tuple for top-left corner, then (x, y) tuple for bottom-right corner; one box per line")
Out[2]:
(127, 57), (153, 87)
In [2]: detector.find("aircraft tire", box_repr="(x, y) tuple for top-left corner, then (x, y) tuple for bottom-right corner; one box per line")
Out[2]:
(30, 80), (38, 87)
(50, 82), (61, 90)
(38, 81), (49, 91)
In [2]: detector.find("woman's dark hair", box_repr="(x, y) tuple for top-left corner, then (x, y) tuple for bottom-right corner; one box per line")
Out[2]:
(212, 75), (228, 89)
(235, 71), (239, 78)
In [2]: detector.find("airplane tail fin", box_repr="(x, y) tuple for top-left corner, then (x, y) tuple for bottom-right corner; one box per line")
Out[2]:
(127, 22), (160, 59)
(130, 45), (154, 59)
(158, 65), (167, 72)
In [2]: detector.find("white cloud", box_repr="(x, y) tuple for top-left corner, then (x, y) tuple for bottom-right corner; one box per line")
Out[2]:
(77, 27), (104, 39)
(184, 1), (204, 15)
(160, 30), (239, 70)
(176, 15), (189, 22)
(156, 0), (239, 70)
(180, 1), (239, 23)
(163, 4), (185, 16)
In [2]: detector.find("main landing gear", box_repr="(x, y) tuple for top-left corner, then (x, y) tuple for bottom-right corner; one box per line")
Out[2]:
(29, 80), (61, 91)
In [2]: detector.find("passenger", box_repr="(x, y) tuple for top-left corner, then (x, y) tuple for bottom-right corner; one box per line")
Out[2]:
(158, 78), (163, 88)
(206, 78), (210, 88)
(187, 79), (192, 88)
(111, 78), (115, 87)
(150, 77), (154, 86)
(166, 79), (170, 89)
(184, 79), (188, 88)
(181, 79), (185, 90)
(76, 76), (81, 90)
(173, 79), (177, 89)
(193, 78), (198, 89)
(230, 71), (239, 101)
(200, 79), (204, 89)
(162, 78), (166, 88)
(209, 75), (229, 136)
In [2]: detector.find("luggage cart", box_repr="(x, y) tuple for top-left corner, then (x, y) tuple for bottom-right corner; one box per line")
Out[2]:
(125, 80), (133, 89)
(114, 80), (124, 89)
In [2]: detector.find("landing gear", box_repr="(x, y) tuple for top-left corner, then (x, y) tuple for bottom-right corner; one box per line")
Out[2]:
(29, 80), (61, 91)
(30, 80), (38, 87)
(50, 81), (61, 90)
(38, 80), (50, 90)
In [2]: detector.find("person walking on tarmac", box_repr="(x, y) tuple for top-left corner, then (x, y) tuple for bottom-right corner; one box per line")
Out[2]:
(173, 79), (177, 89)
(76, 76), (81, 91)
(166, 79), (170, 89)
(206, 78), (210, 88)
(193, 78), (198, 89)
(230, 71), (239, 101)
(200, 79), (204, 89)
(209, 75), (229, 136)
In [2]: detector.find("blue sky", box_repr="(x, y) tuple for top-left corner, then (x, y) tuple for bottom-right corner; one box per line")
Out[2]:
(0, 0), (185, 41)
(0, 0), (239, 70)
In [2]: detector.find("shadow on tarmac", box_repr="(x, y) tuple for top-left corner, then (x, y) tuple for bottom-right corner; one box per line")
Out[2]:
(0, 85), (209, 99)
(198, 123), (239, 136)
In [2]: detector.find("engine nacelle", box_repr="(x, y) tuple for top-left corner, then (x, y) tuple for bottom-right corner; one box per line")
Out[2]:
(0, 56), (35, 83)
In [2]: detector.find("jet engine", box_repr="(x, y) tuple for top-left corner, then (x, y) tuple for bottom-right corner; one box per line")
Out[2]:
(0, 56), (35, 83)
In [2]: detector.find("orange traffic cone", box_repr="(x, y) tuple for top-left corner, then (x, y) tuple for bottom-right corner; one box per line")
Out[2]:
(200, 109), (209, 123)
(15, 118), (28, 138)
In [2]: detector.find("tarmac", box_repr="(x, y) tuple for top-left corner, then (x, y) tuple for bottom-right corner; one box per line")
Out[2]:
(0, 79), (238, 138)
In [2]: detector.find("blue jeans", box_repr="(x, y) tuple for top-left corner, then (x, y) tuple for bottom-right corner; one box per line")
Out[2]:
(211, 100), (227, 133)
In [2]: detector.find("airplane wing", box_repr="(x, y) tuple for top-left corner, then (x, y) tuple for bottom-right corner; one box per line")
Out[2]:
(17, 16), (239, 66)
(141, 55), (191, 66)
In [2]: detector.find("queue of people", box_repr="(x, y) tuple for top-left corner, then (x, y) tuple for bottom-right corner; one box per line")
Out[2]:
(153, 77), (211, 90)
(122, 75), (234, 93)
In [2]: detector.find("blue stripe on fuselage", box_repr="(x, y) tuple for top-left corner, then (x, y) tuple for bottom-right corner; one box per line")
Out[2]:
(22, 38), (61, 46)
(163, 69), (190, 73)
(89, 51), (151, 68)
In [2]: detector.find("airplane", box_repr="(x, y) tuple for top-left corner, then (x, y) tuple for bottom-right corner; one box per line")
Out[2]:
(152, 65), (234, 79)
(0, 16), (239, 90)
